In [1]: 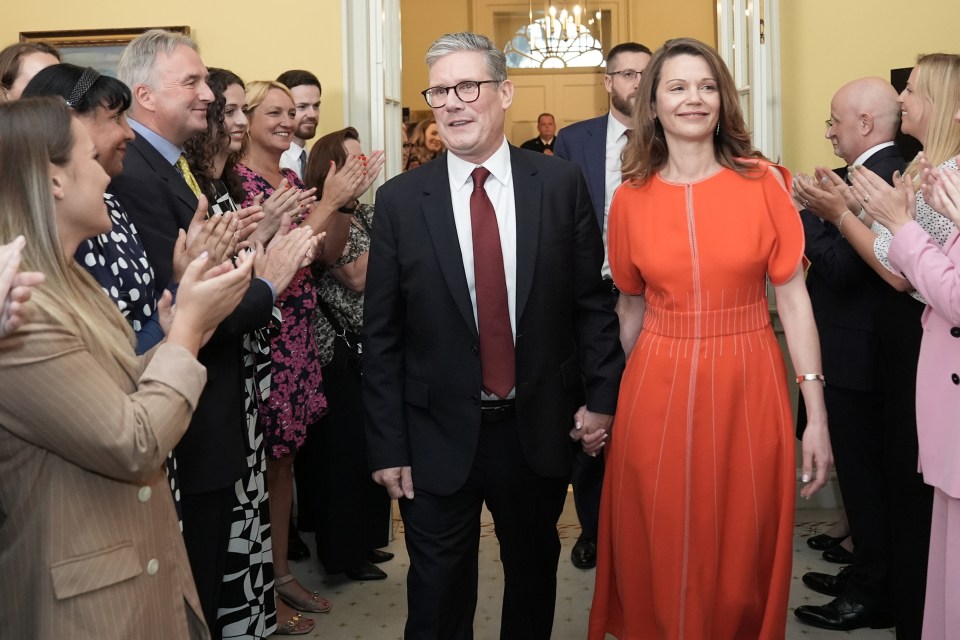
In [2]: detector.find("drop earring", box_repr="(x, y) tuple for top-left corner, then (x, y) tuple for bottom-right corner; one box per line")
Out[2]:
(715, 122), (721, 136)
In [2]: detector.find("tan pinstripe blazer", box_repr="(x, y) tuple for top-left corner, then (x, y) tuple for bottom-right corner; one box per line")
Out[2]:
(0, 308), (210, 640)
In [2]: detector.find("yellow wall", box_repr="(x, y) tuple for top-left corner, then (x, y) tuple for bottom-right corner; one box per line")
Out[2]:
(780, 0), (960, 173)
(1, 1), (345, 133)
(630, 0), (716, 52)
(399, 0), (715, 114)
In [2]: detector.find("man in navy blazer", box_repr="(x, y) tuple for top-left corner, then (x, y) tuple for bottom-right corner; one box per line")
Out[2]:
(552, 40), (650, 570)
(108, 30), (278, 630)
(792, 77), (905, 631)
(364, 33), (623, 639)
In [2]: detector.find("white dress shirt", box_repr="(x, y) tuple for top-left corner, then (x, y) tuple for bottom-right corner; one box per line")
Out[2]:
(280, 141), (307, 181)
(603, 113), (630, 278)
(446, 137), (518, 342)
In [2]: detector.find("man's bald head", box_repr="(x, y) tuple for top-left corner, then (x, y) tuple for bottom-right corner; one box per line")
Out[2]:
(826, 77), (901, 164)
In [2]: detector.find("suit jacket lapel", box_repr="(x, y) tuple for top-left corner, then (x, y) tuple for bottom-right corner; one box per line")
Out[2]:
(130, 132), (199, 223)
(511, 147), (541, 322)
(586, 116), (607, 226)
(420, 156), (479, 337)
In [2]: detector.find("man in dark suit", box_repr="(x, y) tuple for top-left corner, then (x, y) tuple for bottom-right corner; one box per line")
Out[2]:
(108, 29), (286, 632)
(792, 77), (905, 631)
(519, 112), (557, 154)
(552, 40), (650, 570)
(364, 32), (624, 639)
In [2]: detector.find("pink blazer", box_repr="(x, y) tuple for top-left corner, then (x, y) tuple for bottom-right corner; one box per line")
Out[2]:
(889, 221), (960, 498)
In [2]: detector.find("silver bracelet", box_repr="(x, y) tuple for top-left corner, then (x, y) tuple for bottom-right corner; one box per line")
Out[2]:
(795, 373), (826, 385)
(836, 210), (852, 237)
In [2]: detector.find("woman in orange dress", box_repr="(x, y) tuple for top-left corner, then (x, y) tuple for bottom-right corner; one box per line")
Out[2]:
(587, 38), (833, 639)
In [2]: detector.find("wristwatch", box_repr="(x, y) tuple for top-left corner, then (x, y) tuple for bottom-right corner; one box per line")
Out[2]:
(338, 199), (359, 214)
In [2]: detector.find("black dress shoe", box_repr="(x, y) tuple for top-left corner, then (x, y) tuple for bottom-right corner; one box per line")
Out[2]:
(801, 566), (850, 597)
(822, 545), (854, 564)
(367, 548), (394, 564)
(344, 561), (387, 581)
(794, 594), (895, 631)
(287, 529), (311, 562)
(571, 536), (597, 569)
(806, 532), (845, 551)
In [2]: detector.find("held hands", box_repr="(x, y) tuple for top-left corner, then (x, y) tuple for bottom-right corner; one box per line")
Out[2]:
(372, 466), (414, 500)
(172, 196), (240, 282)
(919, 152), (960, 226)
(0, 236), (45, 338)
(849, 165), (915, 233)
(568, 405), (613, 457)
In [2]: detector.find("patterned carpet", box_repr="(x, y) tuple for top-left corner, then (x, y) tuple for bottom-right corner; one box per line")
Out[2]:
(288, 495), (894, 639)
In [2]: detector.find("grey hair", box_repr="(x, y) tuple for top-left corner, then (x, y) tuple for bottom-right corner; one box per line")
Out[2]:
(425, 33), (507, 82)
(117, 29), (198, 93)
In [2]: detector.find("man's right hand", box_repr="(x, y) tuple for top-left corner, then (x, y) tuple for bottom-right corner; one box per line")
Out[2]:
(372, 466), (414, 500)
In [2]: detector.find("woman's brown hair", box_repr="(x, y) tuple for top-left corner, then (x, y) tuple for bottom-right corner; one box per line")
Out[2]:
(621, 37), (764, 185)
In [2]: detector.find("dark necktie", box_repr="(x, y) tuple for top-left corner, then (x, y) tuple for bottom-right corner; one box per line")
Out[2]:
(470, 167), (515, 398)
(299, 148), (307, 178)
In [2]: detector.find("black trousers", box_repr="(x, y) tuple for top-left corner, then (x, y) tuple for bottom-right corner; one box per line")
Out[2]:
(310, 356), (391, 574)
(181, 485), (235, 636)
(876, 289), (933, 640)
(819, 384), (888, 607)
(399, 415), (569, 640)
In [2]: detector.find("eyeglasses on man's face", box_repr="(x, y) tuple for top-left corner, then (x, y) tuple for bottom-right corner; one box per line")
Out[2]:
(421, 80), (501, 108)
(825, 118), (834, 130)
(606, 69), (642, 82)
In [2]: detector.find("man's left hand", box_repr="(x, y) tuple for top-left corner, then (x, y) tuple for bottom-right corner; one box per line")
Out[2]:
(569, 405), (613, 457)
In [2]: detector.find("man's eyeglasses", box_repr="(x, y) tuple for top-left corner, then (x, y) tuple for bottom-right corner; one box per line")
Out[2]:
(606, 70), (642, 82)
(825, 118), (834, 130)
(421, 80), (501, 108)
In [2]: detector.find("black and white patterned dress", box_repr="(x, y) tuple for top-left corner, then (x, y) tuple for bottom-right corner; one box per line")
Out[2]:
(76, 192), (181, 527)
(209, 182), (280, 639)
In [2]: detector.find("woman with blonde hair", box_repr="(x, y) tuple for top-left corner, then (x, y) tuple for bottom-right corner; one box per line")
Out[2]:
(234, 79), (381, 624)
(796, 52), (960, 637)
(0, 96), (254, 639)
(588, 38), (831, 639)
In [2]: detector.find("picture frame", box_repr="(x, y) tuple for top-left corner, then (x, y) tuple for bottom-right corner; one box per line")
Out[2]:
(19, 27), (191, 77)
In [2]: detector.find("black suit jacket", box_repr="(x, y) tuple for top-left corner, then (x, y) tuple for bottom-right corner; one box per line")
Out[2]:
(800, 144), (905, 391)
(519, 136), (554, 154)
(109, 131), (275, 493)
(363, 147), (624, 496)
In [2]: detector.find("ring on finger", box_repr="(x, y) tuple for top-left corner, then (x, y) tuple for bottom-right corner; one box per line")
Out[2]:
(864, 195), (870, 203)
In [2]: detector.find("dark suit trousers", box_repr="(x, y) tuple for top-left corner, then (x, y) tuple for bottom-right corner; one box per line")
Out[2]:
(820, 384), (888, 607)
(876, 289), (933, 640)
(571, 449), (603, 539)
(181, 485), (235, 635)
(399, 415), (569, 640)
(310, 358), (391, 574)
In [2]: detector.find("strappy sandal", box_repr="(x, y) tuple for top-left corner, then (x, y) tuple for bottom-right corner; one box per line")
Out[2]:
(272, 611), (315, 636)
(275, 574), (333, 614)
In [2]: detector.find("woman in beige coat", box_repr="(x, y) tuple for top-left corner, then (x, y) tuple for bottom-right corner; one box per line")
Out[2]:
(0, 97), (256, 639)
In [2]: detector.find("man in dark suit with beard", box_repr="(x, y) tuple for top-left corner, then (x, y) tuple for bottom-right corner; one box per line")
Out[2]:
(363, 32), (624, 640)
(792, 77), (906, 631)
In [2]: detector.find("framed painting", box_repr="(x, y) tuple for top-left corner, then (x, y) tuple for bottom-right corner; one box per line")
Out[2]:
(19, 26), (191, 77)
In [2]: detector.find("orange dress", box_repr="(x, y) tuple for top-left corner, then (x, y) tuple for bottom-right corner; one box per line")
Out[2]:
(588, 164), (803, 640)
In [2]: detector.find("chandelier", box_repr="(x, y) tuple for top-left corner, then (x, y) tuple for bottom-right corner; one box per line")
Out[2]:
(504, 2), (605, 69)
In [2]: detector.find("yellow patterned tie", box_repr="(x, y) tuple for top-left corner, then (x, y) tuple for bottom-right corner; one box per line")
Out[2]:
(175, 154), (202, 197)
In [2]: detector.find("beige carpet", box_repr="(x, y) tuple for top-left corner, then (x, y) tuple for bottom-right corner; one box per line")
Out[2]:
(289, 493), (894, 639)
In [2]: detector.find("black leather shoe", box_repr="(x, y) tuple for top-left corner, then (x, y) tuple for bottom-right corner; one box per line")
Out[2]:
(571, 536), (597, 569)
(287, 529), (310, 562)
(822, 545), (854, 564)
(801, 566), (850, 597)
(806, 532), (845, 551)
(367, 548), (394, 564)
(794, 594), (895, 631)
(344, 561), (387, 581)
